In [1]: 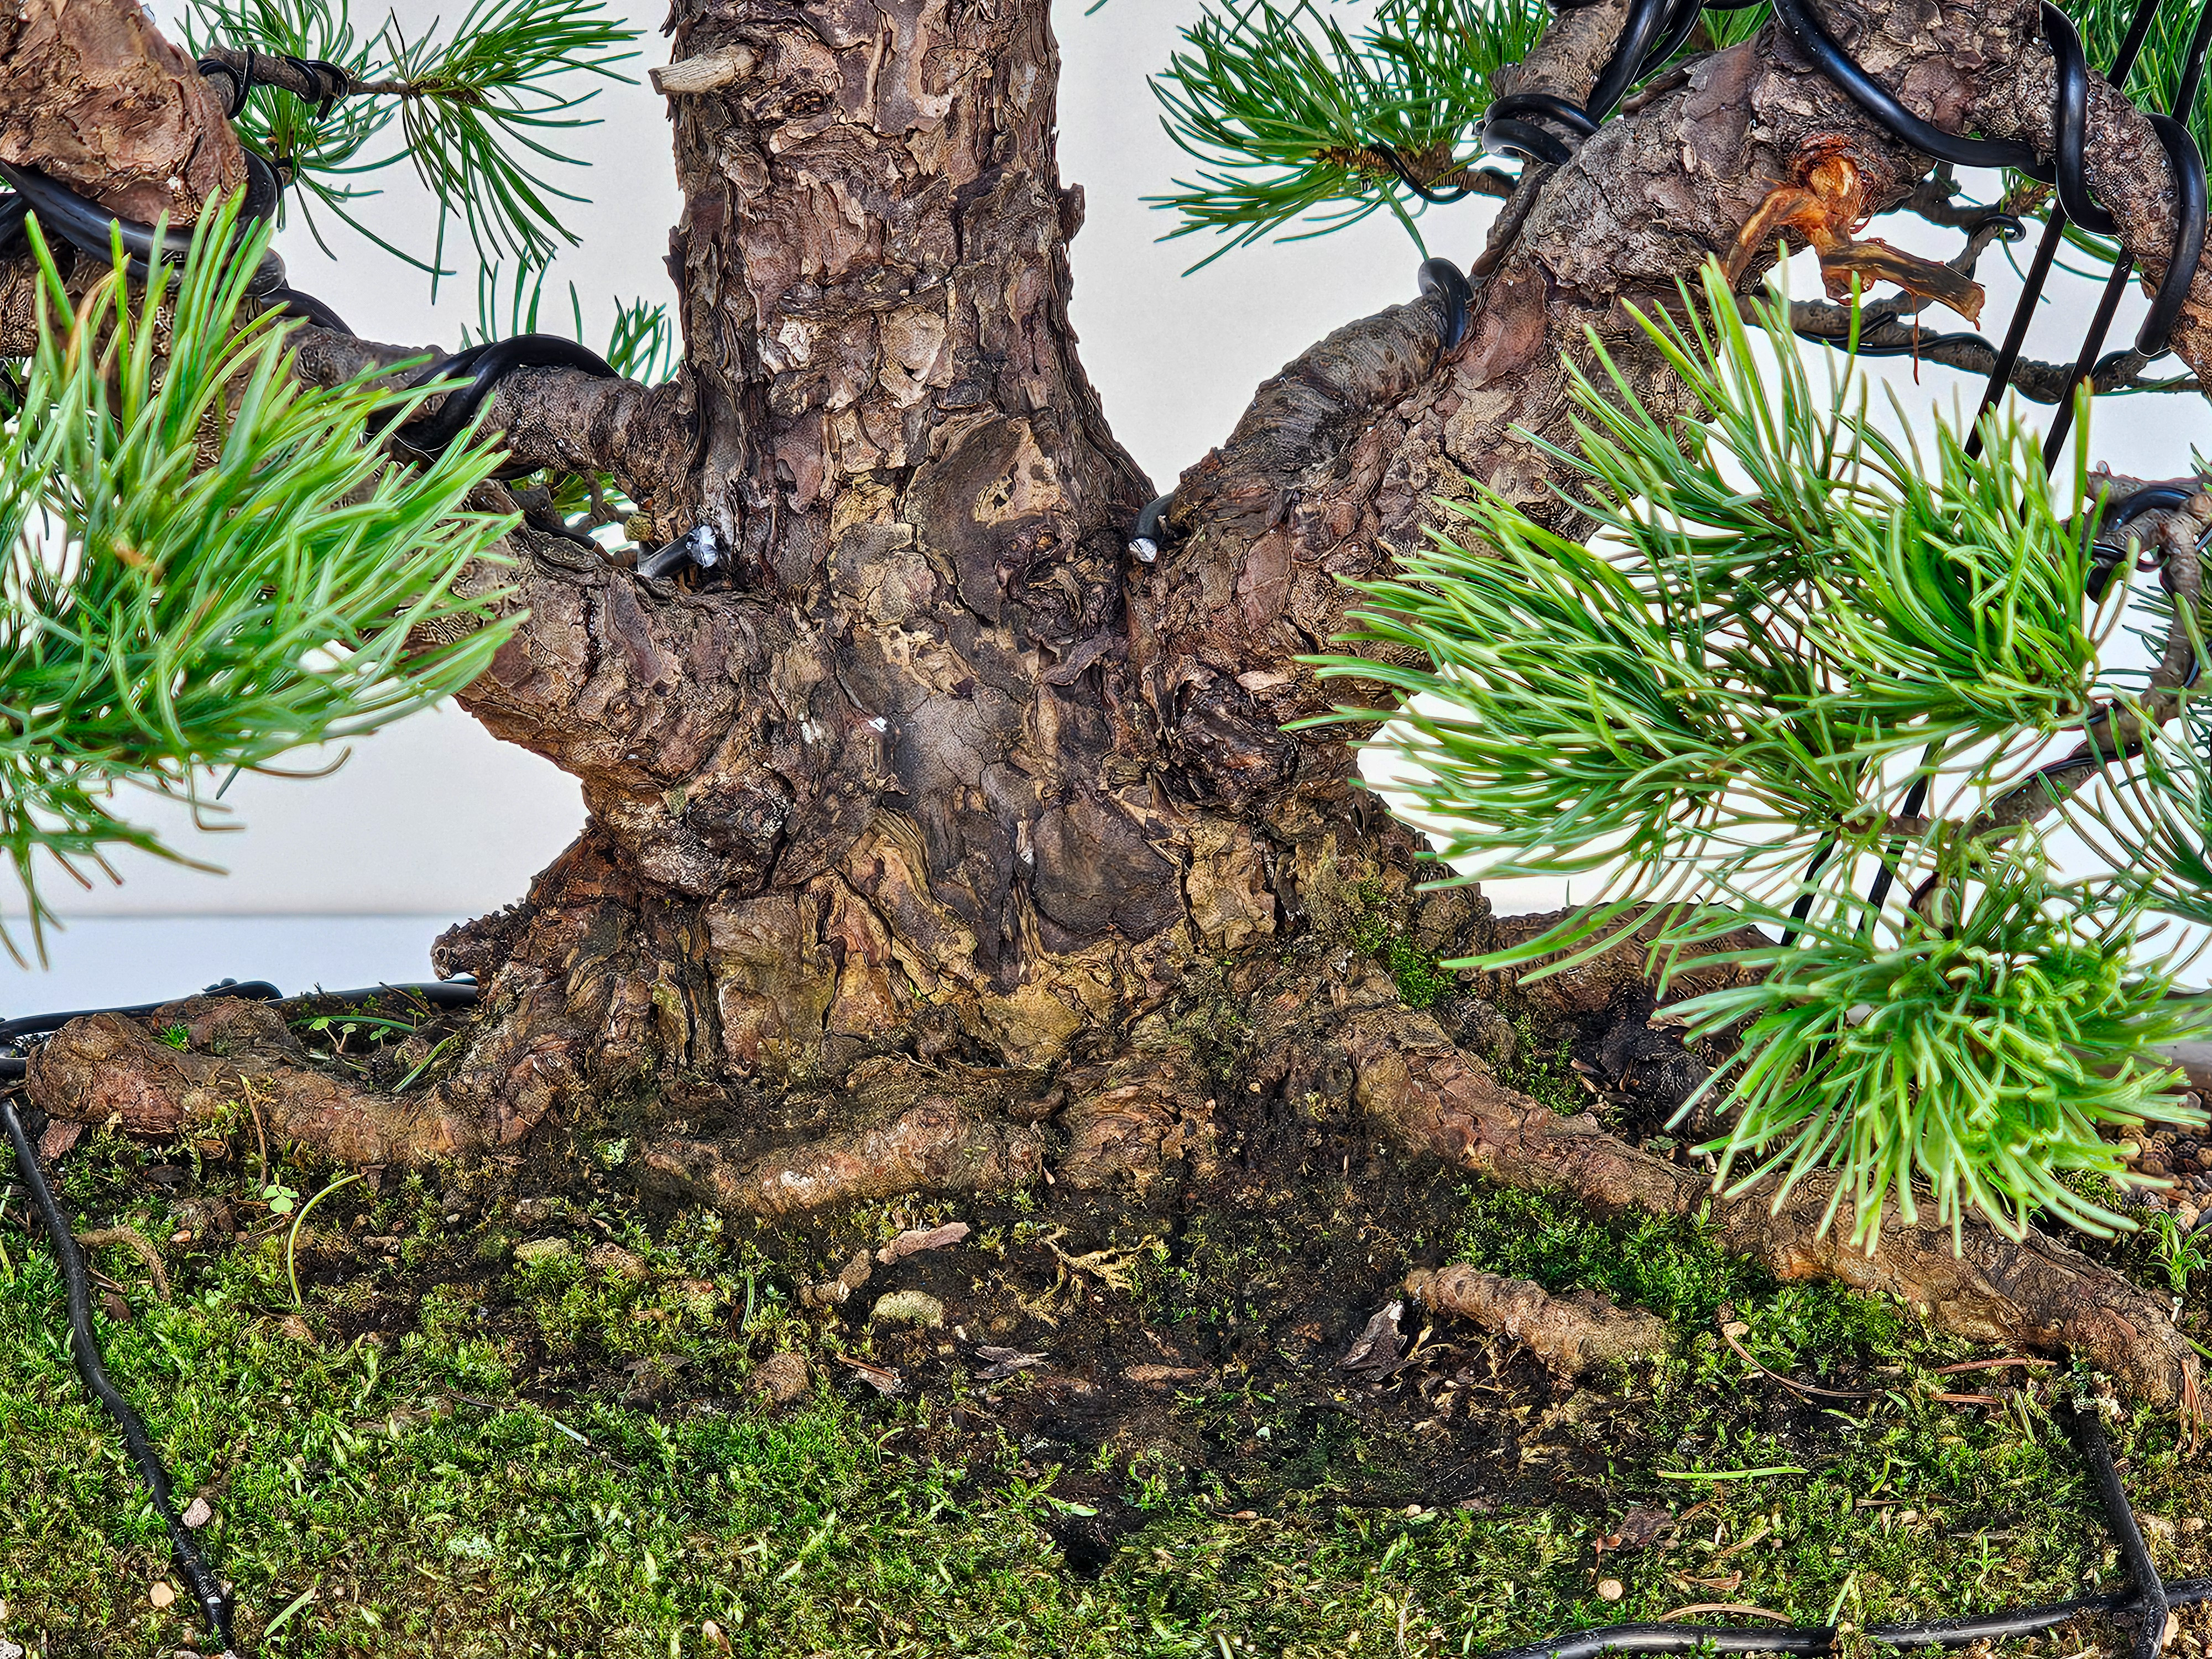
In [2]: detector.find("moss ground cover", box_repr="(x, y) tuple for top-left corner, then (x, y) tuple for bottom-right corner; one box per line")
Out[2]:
(2, 1055), (2207, 1657)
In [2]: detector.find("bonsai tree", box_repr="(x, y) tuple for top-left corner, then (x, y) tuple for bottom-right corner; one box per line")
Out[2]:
(6, 0), (2211, 1412)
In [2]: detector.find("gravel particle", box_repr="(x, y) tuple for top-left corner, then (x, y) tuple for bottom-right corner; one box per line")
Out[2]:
(750, 1350), (810, 1406)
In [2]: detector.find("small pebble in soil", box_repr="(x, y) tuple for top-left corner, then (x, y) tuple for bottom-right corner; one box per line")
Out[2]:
(750, 1351), (810, 1406)
(1597, 1580), (1625, 1602)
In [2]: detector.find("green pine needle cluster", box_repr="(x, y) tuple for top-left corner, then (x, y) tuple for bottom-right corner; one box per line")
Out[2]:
(1315, 262), (2212, 1245)
(184, 0), (640, 285)
(0, 204), (518, 956)
(182, 0), (398, 263)
(186, 0), (672, 543)
(1326, 269), (2103, 898)
(1148, 0), (1784, 263)
(1149, 0), (1547, 265)
(1678, 867), (2203, 1248)
(1144, 0), (2187, 302)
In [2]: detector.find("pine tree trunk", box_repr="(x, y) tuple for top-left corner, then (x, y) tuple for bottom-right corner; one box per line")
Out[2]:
(11, 0), (2211, 1411)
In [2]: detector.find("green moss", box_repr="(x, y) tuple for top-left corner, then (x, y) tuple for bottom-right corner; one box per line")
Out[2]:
(1448, 1180), (1917, 1392)
(3, 1124), (2208, 1659)
(1490, 1009), (1582, 1113)
(1344, 878), (1452, 1009)
(1451, 1183), (1767, 1326)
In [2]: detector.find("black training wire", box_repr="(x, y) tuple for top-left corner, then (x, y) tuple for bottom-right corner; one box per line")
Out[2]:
(0, 149), (628, 426)
(0, 978), (481, 1080)
(0, 152), (285, 295)
(1465, 1406), (2197, 1659)
(1552, 0), (2209, 366)
(1474, 1583), (2212, 1659)
(0, 152), (633, 468)
(1, 1095), (237, 1655)
(0, 151), (356, 335)
(2040, 0), (2212, 467)
(0, 979), (283, 1050)
(0, 974), (481, 1645)
(1420, 257), (1477, 351)
(2069, 1406), (2169, 1659)
(291, 58), (351, 122)
(0, 967), (2202, 1659)
(1375, 147), (1505, 205)
(199, 48), (257, 120)
(1776, 472), (2204, 936)
(1968, 0), (2168, 458)
(382, 336), (621, 470)
(1483, 0), (2207, 371)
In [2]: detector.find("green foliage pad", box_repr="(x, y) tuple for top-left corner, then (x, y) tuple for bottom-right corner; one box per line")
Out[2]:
(0, 204), (517, 954)
(1316, 262), (2211, 1247)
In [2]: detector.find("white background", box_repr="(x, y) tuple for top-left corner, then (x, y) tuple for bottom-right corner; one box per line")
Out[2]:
(5, 0), (2203, 1007)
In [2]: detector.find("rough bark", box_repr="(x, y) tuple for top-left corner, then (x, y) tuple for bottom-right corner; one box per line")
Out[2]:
(10, 0), (2209, 1410)
(0, 1), (242, 221)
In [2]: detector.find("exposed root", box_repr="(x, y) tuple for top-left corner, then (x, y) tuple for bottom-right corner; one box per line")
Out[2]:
(639, 1102), (1044, 1218)
(28, 997), (486, 1165)
(1338, 998), (2204, 1415)
(75, 1226), (171, 1302)
(1055, 1052), (1220, 1191)
(1406, 1263), (1671, 1375)
(1039, 1227), (1155, 1295)
(28, 902), (2197, 1416)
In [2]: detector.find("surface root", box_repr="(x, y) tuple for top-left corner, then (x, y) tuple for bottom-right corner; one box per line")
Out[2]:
(1342, 999), (2203, 1414)
(1406, 1262), (1672, 1374)
(28, 997), (483, 1165)
(640, 1102), (1045, 1218)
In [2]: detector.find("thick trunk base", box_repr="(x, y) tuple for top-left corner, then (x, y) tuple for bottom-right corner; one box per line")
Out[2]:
(28, 870), (2203, 1416)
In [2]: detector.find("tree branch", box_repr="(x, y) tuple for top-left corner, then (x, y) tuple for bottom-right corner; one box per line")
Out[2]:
(1974, 25), (2212, 390)
(0, 1), (243, 222)
(1766, 200), (2200, 403)
(1783, 304), (2203, 399)
(195, 46), (351, 106)
(281, 326), (693, 512)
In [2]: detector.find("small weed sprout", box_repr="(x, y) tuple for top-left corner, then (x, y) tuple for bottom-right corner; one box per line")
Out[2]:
(2152, 1211), (2211, 1297)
